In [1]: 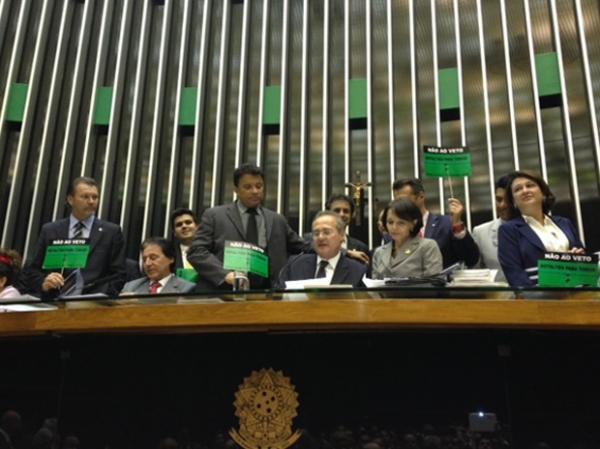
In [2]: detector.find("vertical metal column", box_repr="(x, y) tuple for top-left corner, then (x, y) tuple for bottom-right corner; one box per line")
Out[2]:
(81, 0), (114, 176)
(410, 0), (418, 179)
(142, 0), (174, 240)
(24, 0), (74, 257)
(499, 0), (519, 169)
(211, 0), (231, 207)
(190, 0), (212, 209)
(276, 0), (290, 214)
(453, 0), (471, 230)
(386, 0), (395, 194)
(321, 0), (329, 209)
(523, 0), (548, 181)
(365, 0), (374, 248)
(548, 0), (584, 242)
(298, 0), (309, 235)
(574, 0), (600, 186)
(256, 0), (270, 167)
(343, 0), (350, 187)
(53, 0), (94, 220)
(165, 0), (191, 235)
(234, 0), (251, 171)
(2, 0), (50, 248)
(431, 0), (444, 214)
(120, 0), (152, 231)
(0, 0), (31, 168)
(0, 0), (11, 53)
(99, 0), (133, 219)
(476, 0), (496, 218)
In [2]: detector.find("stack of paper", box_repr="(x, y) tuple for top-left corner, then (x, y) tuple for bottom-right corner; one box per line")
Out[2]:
(450, 269), (507, 286)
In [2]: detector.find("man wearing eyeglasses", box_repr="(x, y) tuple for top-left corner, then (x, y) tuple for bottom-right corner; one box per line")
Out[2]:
(275, 211), (367, 288)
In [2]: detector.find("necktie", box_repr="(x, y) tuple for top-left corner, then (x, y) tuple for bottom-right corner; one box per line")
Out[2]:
(316, 260), (329, 278)
(149, 281), (161, 295)
(246, 208), (258, 245)
(73, 221), (85, 238)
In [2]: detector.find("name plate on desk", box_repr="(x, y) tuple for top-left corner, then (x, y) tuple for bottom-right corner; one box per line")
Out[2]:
(538, 252), (599, 287)
(424, 145), (472, 177)
(223, 241), (269, 278)
(42, 239), (90, 270)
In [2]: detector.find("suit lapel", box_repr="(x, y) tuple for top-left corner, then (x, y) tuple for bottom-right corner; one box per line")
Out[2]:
(226, 203), (246, 240)
(391, 238), (420, 266)
(425, 214), (439, 239)
(263, 207), (273, 242)
(301, 255), (317, 279)
(552, 216), (577, 247)
(331, 256), (348, 284)
(88, 218), (103, 253)
(56, 218), (70, 239)
(490, 219), (501, 247)
(163, 276), (180, 293)
(515, 217), (546, 252)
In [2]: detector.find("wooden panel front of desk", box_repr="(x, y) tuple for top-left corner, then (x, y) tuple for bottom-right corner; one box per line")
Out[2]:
(1, 298), (600, 336)
(1, 299), (600, 448)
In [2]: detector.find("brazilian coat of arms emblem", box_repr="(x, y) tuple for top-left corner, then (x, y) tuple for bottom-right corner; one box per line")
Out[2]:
(229, 368), (302, 449)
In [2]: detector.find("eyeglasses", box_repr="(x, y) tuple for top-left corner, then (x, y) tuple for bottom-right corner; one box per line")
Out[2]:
(313, 229), (337, 238)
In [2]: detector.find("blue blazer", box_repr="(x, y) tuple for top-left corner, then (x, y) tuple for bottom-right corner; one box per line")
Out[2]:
(275, 253), (367, 289)
(498, 215), (583, 287)
(425, 213), (479, 268)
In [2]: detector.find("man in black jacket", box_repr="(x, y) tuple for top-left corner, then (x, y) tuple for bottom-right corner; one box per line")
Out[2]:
(22, 177), (126, 298)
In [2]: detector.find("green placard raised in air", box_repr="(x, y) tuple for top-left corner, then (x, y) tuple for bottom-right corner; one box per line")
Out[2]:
(42, 240), (90, 270)
(423, 145), (472, 178)
(538, 252), (598, 288)
(223, 241), (269, 278)
(176, 268), (198, 283)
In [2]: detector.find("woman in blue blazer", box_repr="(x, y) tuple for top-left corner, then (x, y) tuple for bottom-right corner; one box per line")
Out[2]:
(498, 171), (585, 287)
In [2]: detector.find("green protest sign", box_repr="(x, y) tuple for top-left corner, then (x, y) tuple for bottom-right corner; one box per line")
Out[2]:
(223, 241), (269, 278)
(424, 145), (472, 177)
(176, 268), (198, 283)
(42, 239), (90, 270)
(538, 252), (599, 288)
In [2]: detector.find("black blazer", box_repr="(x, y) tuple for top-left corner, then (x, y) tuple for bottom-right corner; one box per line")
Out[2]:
(275, 253), (367, 289)
(425, 213), (479, 268)
(22, 217), (126, 298)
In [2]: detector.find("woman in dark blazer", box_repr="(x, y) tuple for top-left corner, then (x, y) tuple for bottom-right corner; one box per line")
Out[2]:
(498, 171), (585, 287)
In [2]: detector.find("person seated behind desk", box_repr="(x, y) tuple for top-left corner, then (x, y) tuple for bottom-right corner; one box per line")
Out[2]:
(121, 237), (195, 295)
(498, 171), (585, 288)
(0, 249), (22, 300)
(275, 211), (367, 288)
(372, 199), (443, 279)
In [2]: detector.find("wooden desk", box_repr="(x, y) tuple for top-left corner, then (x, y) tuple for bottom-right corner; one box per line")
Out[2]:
(1, 293), (600, 336)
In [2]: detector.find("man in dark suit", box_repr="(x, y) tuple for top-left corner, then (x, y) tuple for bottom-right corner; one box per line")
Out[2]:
(22, 177), (126, 298)
(276, 211), (367, 288)
(393, 178), (479, 268)
(170, 207), (199, 270)
(187, 163), (307, 290)
(304, 194), (370, 265)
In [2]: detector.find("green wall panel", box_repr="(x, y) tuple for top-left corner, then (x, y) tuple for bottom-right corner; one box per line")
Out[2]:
(535, 52), (561, 97)
(6, 83), (28, 123)
(349, 79), (367, 120)
(439, 68), (459, 110)
(263, 85), (281, 125)
(179, 87), (197, 126)
(94, 87), (113, 126)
